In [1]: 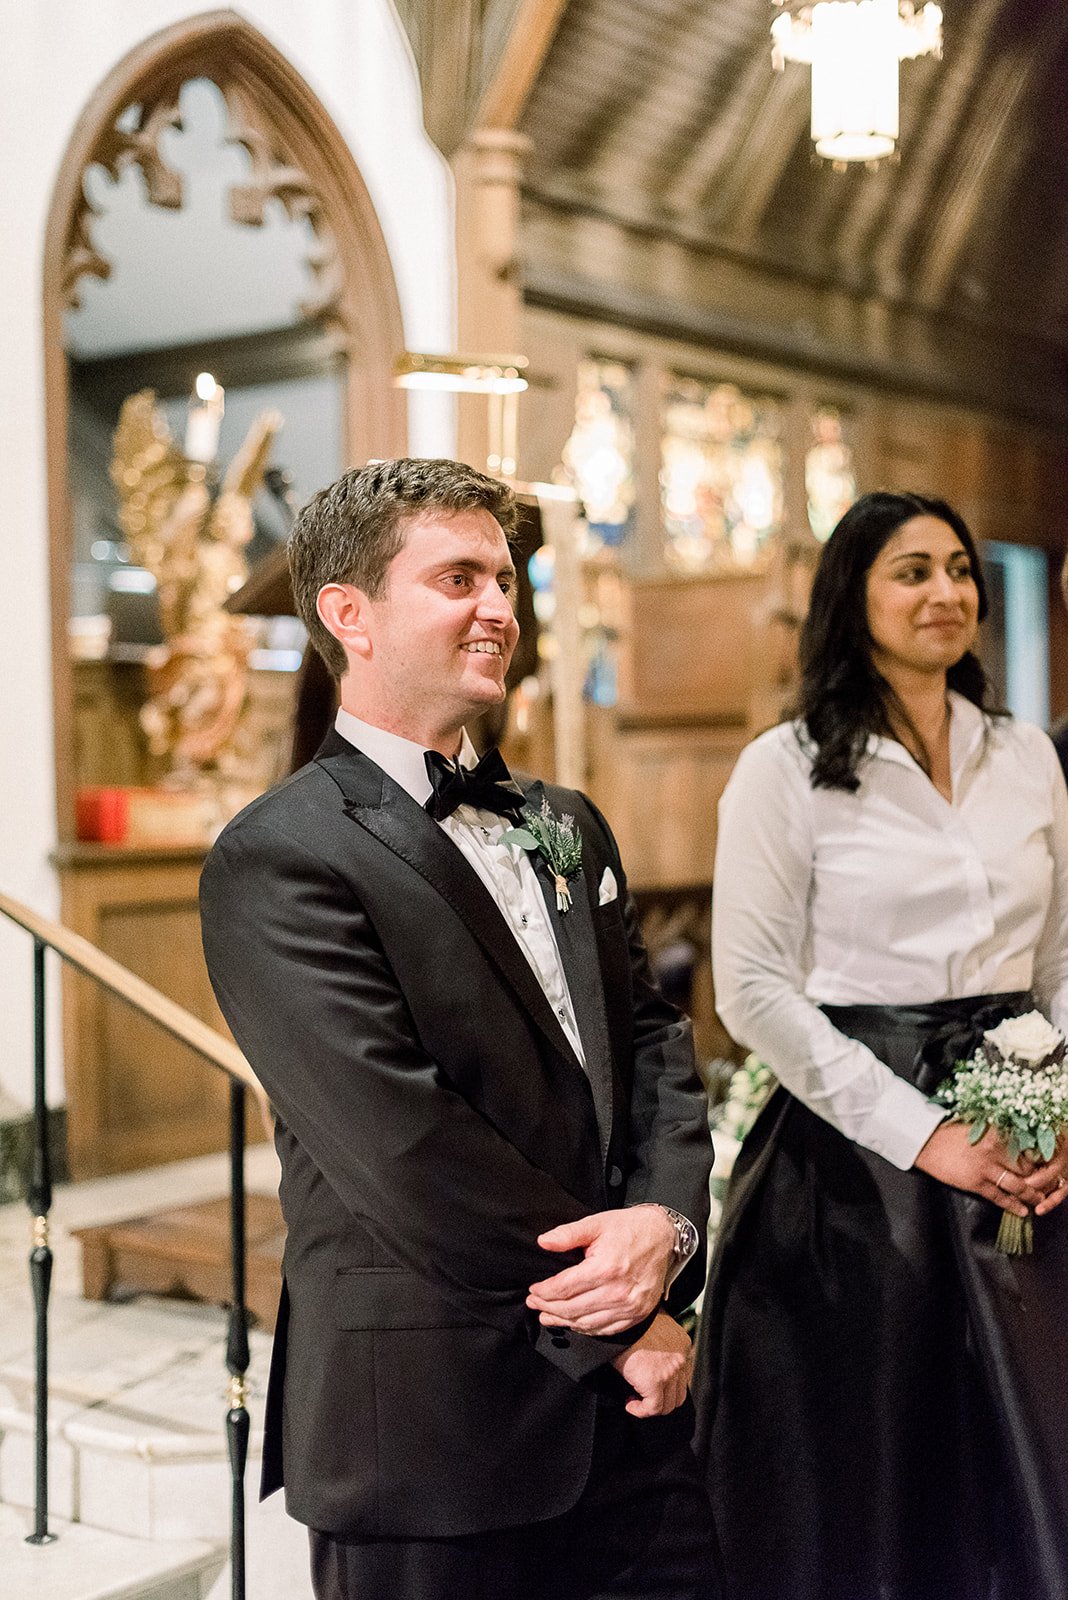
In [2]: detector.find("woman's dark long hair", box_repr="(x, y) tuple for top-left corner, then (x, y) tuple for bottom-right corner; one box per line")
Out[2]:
(792, 490), (1002, 791)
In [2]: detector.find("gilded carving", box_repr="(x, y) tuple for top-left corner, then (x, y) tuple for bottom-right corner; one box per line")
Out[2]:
(110, 392), (282, 776)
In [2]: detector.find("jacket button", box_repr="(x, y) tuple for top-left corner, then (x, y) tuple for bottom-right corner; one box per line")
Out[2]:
(608, 1166), (623, 1187)
(551, 1333), (570, 1348)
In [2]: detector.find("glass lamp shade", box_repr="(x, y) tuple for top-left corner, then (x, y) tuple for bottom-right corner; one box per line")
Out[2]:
(810, 0), (899, 161)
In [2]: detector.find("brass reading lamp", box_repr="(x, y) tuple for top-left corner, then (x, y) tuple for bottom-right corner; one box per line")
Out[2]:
(393, 351), (529, 478)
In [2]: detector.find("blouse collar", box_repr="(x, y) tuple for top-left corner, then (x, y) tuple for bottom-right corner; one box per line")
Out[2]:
(865, 690), (987, 788)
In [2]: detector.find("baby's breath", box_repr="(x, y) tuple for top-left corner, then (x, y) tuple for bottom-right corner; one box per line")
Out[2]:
(935, 1050), (1068, 1164)
(934, 1023), (1068, 1254)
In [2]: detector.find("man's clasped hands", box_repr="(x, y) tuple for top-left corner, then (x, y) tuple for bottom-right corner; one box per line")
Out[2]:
(526, 1204), (692, 1418)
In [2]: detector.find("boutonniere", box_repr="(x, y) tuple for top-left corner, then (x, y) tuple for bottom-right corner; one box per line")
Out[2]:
(501, 798), (583, 912)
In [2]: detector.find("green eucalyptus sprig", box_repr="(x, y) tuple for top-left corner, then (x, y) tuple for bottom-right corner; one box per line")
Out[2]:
(501, 798), (583, 912)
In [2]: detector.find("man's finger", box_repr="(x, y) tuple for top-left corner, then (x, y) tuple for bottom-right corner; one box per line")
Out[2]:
(537, 1217), (601, 1252)
(527, 1261), (602, 1299)
(528, 1286), (623, 1319)
(537, 1310), (635, 1336)
(624, 1389), (662, 1418)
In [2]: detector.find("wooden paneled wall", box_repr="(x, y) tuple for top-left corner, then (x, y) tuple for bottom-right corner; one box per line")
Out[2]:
(515, 305), (1068, 1065)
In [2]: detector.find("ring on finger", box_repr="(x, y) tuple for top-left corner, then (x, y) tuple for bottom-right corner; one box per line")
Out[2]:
(1057, 1177), (1067, 1192)
(995, 1169), (1012, 1192)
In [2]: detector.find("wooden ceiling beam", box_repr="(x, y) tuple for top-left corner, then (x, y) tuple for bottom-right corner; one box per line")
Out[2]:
(476, 0), (571, 131)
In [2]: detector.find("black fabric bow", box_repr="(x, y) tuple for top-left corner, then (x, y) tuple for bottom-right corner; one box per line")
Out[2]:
(913, 994), (1031, 1095)
(424, 747), (527, 822)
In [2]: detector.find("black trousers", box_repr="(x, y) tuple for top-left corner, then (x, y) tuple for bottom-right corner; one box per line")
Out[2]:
(309, 1397), (719, 1600)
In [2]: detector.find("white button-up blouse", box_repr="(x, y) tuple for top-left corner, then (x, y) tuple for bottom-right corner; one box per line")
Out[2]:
(711, 693), (1068, 1171)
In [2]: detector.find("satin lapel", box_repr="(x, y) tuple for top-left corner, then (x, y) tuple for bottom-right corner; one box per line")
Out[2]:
(317, 741), (582, 1071)
(522, 782), (616, 1156)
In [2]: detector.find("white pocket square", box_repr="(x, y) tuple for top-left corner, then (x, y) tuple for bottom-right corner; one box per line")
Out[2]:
(598, 867), (618, 906)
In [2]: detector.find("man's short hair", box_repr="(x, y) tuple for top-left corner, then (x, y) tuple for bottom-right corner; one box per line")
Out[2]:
(288, 458), (519, 679)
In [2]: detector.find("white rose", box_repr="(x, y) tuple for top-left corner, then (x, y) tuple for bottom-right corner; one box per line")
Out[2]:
(983, 1010), (1065, 1067)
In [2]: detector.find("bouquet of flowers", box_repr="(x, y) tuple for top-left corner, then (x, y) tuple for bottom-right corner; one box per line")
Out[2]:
(933, 1010), (1068, 1254)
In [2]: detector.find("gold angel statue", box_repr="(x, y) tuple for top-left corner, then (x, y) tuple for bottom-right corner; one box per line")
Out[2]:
(110, 390), (282, 775)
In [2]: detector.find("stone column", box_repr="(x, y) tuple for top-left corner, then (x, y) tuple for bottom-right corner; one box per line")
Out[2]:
(451, 128), (531, 473)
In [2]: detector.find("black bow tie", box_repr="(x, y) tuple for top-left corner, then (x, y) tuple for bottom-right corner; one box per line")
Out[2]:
(424, 747), (526, 822)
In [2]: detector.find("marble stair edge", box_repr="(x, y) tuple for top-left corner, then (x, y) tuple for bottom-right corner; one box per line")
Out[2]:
(0, 1299), (312, 1598)
(0, 1502), (225, 1600)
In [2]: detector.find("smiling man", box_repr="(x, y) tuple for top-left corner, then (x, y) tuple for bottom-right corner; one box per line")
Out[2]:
(198, 459), (716, 1600)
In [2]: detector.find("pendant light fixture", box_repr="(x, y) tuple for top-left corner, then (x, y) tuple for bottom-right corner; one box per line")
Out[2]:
(771, 0), (942, 165)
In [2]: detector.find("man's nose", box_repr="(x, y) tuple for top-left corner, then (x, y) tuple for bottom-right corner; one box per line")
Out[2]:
(478, 582), (515, 624)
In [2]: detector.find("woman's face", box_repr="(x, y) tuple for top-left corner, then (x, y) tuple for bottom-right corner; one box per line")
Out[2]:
(864, 515), (980, 681)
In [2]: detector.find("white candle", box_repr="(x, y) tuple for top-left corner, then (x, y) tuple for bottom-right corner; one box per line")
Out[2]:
(184, 372), (225, 463)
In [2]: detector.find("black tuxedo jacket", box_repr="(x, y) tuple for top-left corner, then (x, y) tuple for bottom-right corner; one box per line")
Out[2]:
(199, 728), (711, 1539)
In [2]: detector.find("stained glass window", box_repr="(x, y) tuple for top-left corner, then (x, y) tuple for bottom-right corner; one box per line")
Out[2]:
(561, 359), (636, 548)
(806, 406), (857, 541)
(660, 378), (784, 569)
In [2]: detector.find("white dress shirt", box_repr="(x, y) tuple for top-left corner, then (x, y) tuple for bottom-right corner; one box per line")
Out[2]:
(712, 693), (1068, 1171)
(335, 709), (586, 1065)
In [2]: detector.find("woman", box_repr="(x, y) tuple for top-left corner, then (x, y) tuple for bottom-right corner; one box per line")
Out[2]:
(693, 492), (1068, 1600)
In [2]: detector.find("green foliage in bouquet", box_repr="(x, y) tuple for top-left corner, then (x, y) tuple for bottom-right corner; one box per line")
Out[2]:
(934, 1012), (1068, 1255)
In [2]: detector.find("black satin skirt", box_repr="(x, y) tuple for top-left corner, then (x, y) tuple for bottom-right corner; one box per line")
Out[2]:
(692, 993), (1068, 1600)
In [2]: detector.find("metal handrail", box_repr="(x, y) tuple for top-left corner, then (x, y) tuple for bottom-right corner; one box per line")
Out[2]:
(0, 888), (263, 1600)
(0, 891), (260, 1093)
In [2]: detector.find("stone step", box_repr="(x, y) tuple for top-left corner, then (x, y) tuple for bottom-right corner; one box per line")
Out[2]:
(1, 1502), (224, 1600)
(0, 1296), (267, 1540)
(0, 1296), (312, 1598)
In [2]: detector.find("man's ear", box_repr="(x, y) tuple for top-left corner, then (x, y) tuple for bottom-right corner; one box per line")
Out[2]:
(317, 583), (372, 662)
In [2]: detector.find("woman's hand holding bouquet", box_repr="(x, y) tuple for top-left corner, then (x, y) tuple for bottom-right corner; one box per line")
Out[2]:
(922, 1011), (1068, 1252)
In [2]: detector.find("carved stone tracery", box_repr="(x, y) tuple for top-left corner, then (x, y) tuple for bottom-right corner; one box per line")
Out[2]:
(222, 87), (345, 329)
(62, 73), (343, 330)
(95, 92), (186, 209)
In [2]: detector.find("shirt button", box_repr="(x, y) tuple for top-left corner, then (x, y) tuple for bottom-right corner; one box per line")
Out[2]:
(607, 1166), (623, 1188)
(557, 1006), (568, 1021)
(520, 914), (528, 928)
(480, 827), (491, 839)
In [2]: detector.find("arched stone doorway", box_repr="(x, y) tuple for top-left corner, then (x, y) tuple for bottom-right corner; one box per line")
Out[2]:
(44, 7), (407, 840)
(42, 11), (407, 1175)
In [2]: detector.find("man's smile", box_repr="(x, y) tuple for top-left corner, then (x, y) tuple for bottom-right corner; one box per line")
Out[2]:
(461, 640), (503, 655)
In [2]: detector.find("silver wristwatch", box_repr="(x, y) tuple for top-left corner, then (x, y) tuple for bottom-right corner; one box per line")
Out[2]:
(659, 1205), (699, 1264)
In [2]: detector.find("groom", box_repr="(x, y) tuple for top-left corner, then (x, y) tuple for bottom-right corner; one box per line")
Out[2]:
(199, 458), (716, 1599)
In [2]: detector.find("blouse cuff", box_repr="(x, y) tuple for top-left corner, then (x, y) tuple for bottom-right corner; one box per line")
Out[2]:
(863, 1075), (948, 1171)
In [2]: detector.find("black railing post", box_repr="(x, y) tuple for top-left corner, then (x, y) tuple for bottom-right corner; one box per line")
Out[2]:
(26, 938), (57, 1546)
(225, 1078), (250, 1600)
